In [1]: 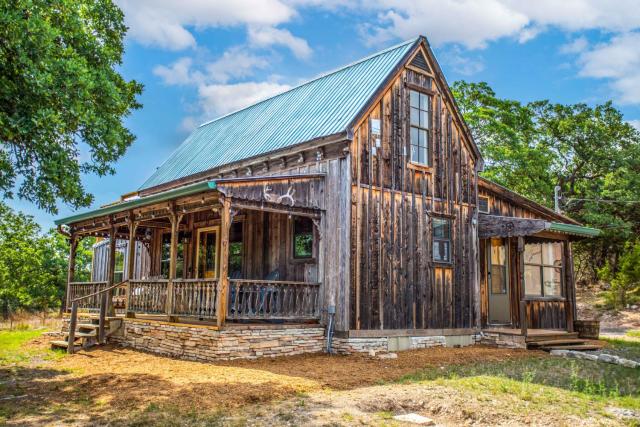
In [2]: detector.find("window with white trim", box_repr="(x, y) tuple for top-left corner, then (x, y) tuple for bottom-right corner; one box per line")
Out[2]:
(410, 90), (431, 165)
(524, 242), (563, 297)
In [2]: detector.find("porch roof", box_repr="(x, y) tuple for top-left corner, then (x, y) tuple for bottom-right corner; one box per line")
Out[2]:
(54, 181), (217, 226)
(478, 215), (600, 240)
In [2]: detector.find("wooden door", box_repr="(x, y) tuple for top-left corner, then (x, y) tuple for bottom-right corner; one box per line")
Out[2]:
(488, 238), (511, 325)
(196, 226), (220, 279)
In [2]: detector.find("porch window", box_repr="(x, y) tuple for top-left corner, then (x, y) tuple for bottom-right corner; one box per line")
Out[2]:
(432, 217), (451, 263)
(409, 89), (431, 165)
(293, 217), (313, 259)
(524, 242), (563, 297)
(161, 232), (184, 279)
(114, 249), (125, 283)
(229, 221), (243, 277)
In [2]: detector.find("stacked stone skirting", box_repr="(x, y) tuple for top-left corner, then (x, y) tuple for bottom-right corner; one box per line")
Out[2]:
(332, 334), (482, 354)
(109, 319), (325, 361)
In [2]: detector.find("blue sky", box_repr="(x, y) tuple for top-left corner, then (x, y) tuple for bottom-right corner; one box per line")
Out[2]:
(11, 0), (640, 229)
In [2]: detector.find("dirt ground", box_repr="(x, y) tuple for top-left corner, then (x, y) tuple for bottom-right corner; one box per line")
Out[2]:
(3, 335), (635, 426)
(576, 284), (640, 335)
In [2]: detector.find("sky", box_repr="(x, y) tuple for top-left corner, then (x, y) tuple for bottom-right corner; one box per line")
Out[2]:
(11, 0), (640, 229)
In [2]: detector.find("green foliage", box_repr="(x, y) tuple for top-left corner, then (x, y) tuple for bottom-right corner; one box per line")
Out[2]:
(598, 241), (640, 308)
(0, 202), (94, 318)
(452, 81), (640, 283)
(0, 0), (142, 214)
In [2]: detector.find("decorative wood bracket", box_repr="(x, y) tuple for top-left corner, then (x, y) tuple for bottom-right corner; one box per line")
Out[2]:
(311, 217), (323, 241)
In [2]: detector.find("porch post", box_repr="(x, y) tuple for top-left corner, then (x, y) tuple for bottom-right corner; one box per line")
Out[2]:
(517, 236), (527, 337)
(65, 234), (78, 311)
(166, 210), (182, 320)
(107, 221), (117, 316)
(216, 196), (231, 327)
(564, 242), (576, 332)
(125, 212), (137, 316)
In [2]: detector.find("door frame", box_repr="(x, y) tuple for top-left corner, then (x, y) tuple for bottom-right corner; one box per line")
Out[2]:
(195, 225), (220, 279)
(486, 237), (512, 326)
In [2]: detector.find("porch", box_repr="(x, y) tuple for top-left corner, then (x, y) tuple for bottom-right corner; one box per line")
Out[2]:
(60, 175), (326, 328)
(478, 214), (599, 338)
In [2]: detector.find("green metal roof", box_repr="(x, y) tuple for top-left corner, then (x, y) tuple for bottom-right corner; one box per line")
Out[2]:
(548, 222), (601, 238)
(54, 181), (217, 226)
(139, 38), (419, 190)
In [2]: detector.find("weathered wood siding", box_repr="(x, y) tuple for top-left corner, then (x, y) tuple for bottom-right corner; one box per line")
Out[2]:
(351, 66), (479, 330)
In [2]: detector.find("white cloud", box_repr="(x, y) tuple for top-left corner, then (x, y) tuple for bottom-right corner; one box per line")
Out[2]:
(577, 32), (640, 104)
(353, 0), (640, 49)
(439, 47), (485, 76)
(198, 81), (291, 116)
(153, 48), (269, 87)
(116, 0), (297, 50)
(628, 119), (640, 131)
(206, 47), (270, 83)
(560, 37), (589, 55)
(153, 57), (202, 86)
(248, 26), (313, 59)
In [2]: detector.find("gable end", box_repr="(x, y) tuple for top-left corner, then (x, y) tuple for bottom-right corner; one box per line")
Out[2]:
(409, 50), (432, 74)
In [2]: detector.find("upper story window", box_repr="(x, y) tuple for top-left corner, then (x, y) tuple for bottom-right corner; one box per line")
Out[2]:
(410, 90), (431, 166)
(478, 196), (490, 214)
(524, 242), (563, 297)
(432, 217), (451, 263)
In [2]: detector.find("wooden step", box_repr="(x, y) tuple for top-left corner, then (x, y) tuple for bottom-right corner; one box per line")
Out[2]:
(528, 339), (586, 347)
(64, 331), (97, 339)
(50, 340), (81, 351)
(525, 332), (579, 342)
(77, 323), (100, 330)
(540, 344), (602, 351)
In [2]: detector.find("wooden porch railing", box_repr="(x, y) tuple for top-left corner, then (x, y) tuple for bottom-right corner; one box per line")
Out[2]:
(67, 278), (320, 322)
(68, 281), (110, 310)
(171, 279), (218, 318)
(227, 279), (320, 320)
(128, 279), (169, 314)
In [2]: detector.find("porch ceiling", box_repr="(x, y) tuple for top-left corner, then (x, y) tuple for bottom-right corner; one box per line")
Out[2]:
(478, 214), (600, 240)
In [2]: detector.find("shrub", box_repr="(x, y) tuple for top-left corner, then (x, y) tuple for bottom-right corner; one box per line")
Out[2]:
(598, 241), (640, 309)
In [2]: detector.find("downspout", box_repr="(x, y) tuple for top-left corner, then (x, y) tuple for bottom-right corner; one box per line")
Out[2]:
(325, 305), (336, 354)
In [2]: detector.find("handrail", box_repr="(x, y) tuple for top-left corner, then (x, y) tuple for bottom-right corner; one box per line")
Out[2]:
(229, 279), (320, 285)
(71, 280), (127, 303)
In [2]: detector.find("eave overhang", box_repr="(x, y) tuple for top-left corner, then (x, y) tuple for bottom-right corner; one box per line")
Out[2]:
(54, 181), (217, 226)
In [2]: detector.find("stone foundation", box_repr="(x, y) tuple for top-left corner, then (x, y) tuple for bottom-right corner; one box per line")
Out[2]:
(478, 331), (527, 349)
(109, 319), (325, 361)
(331, 333), (480, 354)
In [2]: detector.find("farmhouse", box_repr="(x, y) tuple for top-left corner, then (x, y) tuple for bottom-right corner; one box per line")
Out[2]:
(54, 36), (600, 359)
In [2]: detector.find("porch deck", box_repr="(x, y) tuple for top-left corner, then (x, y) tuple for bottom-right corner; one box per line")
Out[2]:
(483, 327), (572, 338)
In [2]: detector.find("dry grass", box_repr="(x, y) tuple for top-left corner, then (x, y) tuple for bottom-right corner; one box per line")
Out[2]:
(1, 331), (638, 426)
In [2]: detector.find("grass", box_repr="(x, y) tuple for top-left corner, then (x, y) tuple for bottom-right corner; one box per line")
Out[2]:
(627, 330), (640, 339)
(602, 336), (640, 360)
(0, 328), (62, 364)
(395, 347), (640, 420)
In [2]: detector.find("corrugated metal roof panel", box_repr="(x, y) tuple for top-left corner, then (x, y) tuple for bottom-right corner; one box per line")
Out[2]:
(139, 38), (418, 190)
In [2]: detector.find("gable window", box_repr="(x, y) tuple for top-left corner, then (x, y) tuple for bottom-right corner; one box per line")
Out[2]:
(410, 90), (431, 165)
(293, 217), (313, 259)
(524, 242), (563, 297)
(432, 217), (451, 263)
(478, 196), (490, 214)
